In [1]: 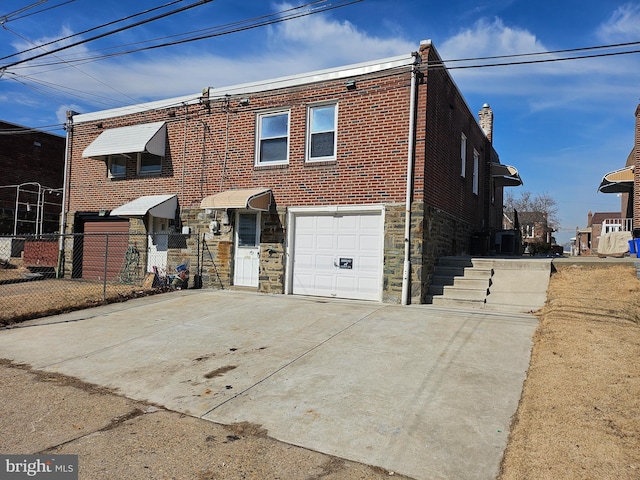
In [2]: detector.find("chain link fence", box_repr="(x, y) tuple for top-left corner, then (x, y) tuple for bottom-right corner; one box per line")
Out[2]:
(0, 232), (206, 325)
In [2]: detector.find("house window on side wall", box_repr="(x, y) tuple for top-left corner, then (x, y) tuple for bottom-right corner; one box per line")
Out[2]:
(307, 103), (337, 162)
(460, 133), (467, 178)
(138, 151), (163, 176)
(472, 149), (479, 195)
(257, 110), (290, 166)
(107, 154), (127, 178)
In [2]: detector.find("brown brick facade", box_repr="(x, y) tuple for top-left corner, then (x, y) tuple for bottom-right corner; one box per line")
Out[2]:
(0, 121), (65, 234)
(64, 42), (505, 304)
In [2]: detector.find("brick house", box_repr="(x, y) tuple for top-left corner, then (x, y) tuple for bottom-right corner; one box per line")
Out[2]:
(576, 211), (622, 255)
(597, 103), (640, 233)
(62, 40), (521, 304)
(0, 121), (65, 235)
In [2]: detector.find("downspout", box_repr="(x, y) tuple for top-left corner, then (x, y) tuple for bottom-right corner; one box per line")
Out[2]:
(401, 52), (421, 305)
(57, 111), (74, 278)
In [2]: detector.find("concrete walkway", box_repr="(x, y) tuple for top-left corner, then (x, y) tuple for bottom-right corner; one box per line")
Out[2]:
(0, 290), (538, 480)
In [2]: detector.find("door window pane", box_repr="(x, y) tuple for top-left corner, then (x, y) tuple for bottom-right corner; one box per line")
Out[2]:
(237, 213), (258, 247)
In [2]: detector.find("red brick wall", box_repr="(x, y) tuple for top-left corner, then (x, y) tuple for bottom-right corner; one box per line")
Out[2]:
(420, 45), (490, 229)
(69, 70), (415, 214)
(68, 51), (496, 236)
(0, 122), (65, 209)
(634, 104), (640, 229)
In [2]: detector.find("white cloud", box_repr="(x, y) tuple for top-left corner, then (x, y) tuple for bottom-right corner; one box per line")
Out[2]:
(266, 2), (415, 66)
(11, 4), (417, 114)
(597, 3), (640, 42)
(439, 17), (545, 59)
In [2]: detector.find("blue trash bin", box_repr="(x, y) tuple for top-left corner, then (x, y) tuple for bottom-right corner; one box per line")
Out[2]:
(634, 239), (640, 258)
(629, 239), (636, 254)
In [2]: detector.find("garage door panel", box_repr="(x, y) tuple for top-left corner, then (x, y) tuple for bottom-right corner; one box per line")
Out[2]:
(292, 211), (382, 301)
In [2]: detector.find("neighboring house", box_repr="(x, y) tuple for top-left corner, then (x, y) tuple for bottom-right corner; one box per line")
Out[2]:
(575, 211), (624, 255)
(62, 40), (522, 304)
(519, 211), (553, 246)
(597, 103), (639, 233)
(0, 121), (65, 235)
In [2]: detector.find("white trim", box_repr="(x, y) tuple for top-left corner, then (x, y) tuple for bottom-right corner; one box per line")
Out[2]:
(306, 102), (338, 163)
(255, 110), (290, 166)
(460, 133), (467, 178)
(285, 204), (385, 298)
(73, 54), (417, 124)
(472, 149), (479, 195)
(107, 155), (127, 178)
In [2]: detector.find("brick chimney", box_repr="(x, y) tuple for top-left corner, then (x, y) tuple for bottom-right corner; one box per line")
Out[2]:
(634, 104), (640, 230)
(588, 211), (593, 227)
(478, 103), (493, 144)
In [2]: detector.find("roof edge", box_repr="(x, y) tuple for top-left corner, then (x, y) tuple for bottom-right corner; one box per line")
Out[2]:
(72, 53), (418, 124)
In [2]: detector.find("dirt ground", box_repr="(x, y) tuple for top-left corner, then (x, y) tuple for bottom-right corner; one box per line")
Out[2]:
(0, 260), (159, 324)
(499, 263), (640, 480)
(1, 263), (639, 479)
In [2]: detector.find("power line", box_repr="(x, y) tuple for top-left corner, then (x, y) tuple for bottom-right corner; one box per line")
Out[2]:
(431, 47), (640, 70)
(4, 0), (364, 70)
(0, 1), (48, 24)
(438, 40), (640, 65)
(1, 25), (141, 106)
(0, 0), (213, 69)
(0, 0), (184, 62)
(1, 0), (76, 24)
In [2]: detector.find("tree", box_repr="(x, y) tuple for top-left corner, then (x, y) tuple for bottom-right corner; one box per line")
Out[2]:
(504, 190), (559, 230)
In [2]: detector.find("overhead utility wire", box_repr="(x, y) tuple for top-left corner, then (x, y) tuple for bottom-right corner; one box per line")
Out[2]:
(0, 0), (184, 62)
(431, 47), (640, 70)
(7, 0), (364, 69)
(2, 25), (141, 105)
(2, 0), (76, 24)
(0, 0), (47, 24)
(0, 0), (212, 69)
(439, 39), (640, 65)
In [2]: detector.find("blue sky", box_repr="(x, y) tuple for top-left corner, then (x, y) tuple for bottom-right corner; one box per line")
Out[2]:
(2, 0), (640, 245)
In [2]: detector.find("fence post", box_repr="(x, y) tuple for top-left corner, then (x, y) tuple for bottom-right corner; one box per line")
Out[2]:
(103, 233), (109, 302)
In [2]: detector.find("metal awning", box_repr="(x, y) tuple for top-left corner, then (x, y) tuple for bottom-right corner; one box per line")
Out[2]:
(492, 163), (523, 187)
(82, 121), (167, 159)
(598, 165), (634, 193)
(200, 189), (272, 211)
(111, 194), (177, 219)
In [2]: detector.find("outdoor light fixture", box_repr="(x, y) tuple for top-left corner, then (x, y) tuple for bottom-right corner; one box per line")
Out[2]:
(345, 80), (356, 90)
(239, 98), (250, 106)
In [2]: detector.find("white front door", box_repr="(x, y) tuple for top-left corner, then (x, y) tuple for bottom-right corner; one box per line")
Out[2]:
(234, 211), (260, 287)
(291, 211), (383, 301)
(147, 216), (169, 273)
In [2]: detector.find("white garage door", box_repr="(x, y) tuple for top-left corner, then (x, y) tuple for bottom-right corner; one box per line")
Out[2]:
(291, 211), (383, 301)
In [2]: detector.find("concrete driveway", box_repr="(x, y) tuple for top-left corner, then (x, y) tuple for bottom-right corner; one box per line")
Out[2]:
(0, 290), (538, 480)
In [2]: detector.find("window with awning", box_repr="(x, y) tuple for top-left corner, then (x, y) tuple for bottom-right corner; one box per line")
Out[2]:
(83, 122), (167, 177)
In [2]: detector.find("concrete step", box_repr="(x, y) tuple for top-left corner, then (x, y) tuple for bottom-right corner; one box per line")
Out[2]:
(437, 285), (489, 301)
(426, 256), (552, 313)
(427, 296), (486, 308)
(431, 276), (491, 289)
(430, 266), (493, 280)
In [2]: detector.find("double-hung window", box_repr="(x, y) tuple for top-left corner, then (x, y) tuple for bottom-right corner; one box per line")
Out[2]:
(257, 111), (289, 165)
(460, 133), (467, 178)
(472, 149), (479, 195)
(107, 154), (127, 178)
(307, 103), (337, 162)
(138, 151), (162, 176)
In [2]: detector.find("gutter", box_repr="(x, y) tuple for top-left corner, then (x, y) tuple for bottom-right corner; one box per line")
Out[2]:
(401, 52), (421, 305)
